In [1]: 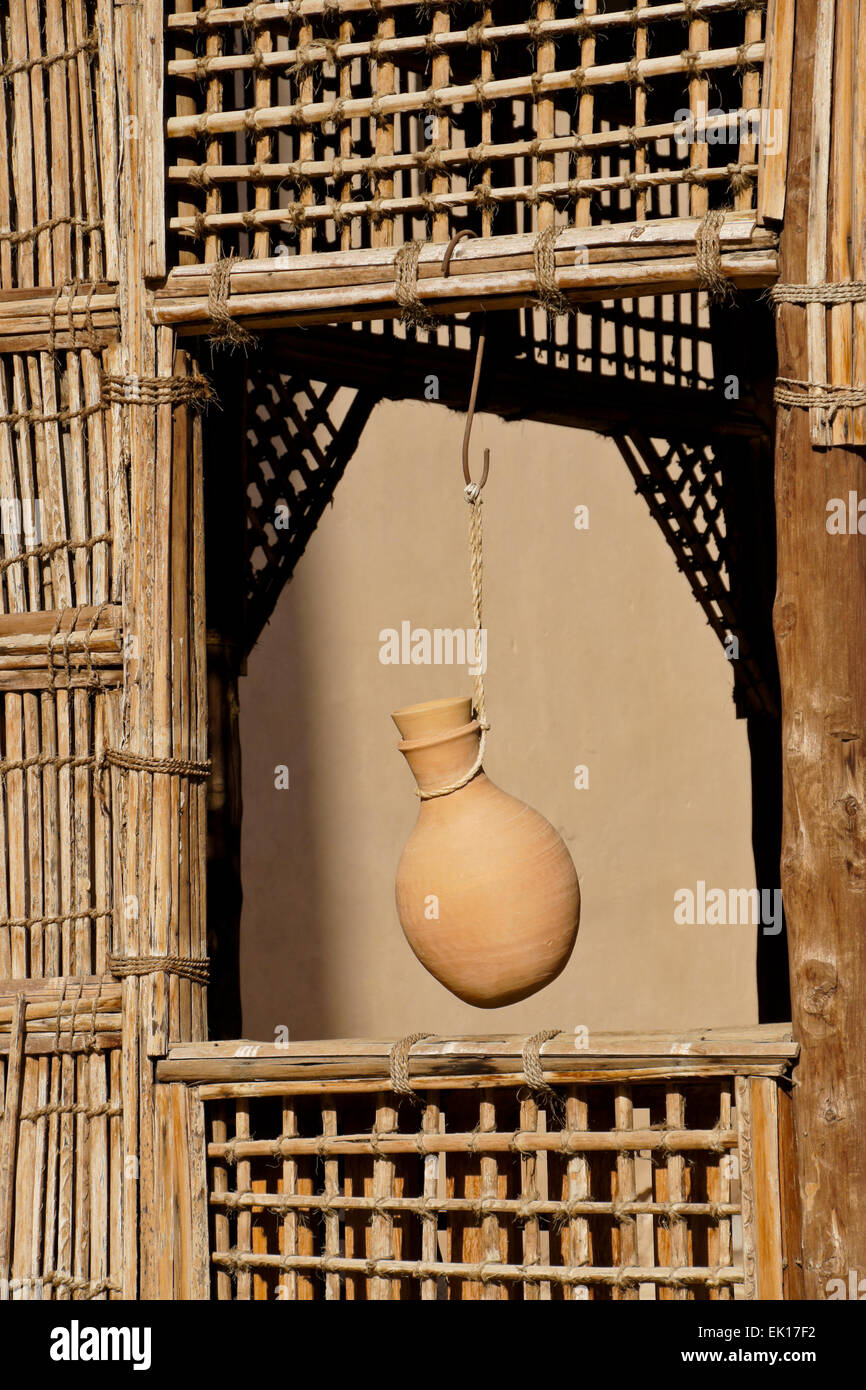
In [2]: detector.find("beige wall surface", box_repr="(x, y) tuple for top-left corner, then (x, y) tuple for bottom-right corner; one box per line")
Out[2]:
(238, 398), (759, 1042)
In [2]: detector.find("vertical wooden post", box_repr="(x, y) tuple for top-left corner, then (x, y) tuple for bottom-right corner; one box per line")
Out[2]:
(774, 0), (866, 1297)
(112, 0), (209, 1299)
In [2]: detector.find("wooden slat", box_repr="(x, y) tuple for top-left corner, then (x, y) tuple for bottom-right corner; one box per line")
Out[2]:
(757, 0), (795, 223)
(0, 995), (26, 1288)
(750, 1077), (784, 1300)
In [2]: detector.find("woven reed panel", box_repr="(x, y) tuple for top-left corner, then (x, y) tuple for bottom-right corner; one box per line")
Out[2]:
(165, 0), (767, 264)
(0, 0), (107, 291)
(203, 1076), (765, 1300)
(0, 985), (124, 1300)
(0, 346), (126, 982)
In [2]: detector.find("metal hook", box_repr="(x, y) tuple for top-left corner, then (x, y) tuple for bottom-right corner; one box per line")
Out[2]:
(439, 231), (489, 492)
(441, 227), (477, 278)
(462, 326), (489, 492)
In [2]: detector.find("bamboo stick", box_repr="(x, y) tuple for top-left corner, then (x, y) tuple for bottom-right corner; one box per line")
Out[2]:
(430, 6), (451, 243)
(56, 1051), (75, 1298)
(707, 1084), (732, 1301)
(23, 691), (42, 977)
(211, 1104), (231, 1300)
(168, 1), (762, 40)
(12, 357), (43, 609)
(370, 1093), (397, 1298)
(612, 1087), (639, 1300)
(160, 212), (773, 280)
(204, 0), (224, 266)
(371, 12), (396, 250)
(95, 0), (119, 283)
(322, 1103), (341, 1299)
(73, 1051), (91, 1293)
(109, 1048), (122, 1298)
(166, 44), (766, 140)
(0, 21), (14, 286)
(153, 251), (778, 330)
(211, 1127), (739, 1159)
(235, 1101), (252, 1299)
(563, 1086), (590, 1300)
(168, 109), (760, 187)
(89, 1052), (109, 1297)
(419, 1094), (440, 1301)
(45, 0), (72, 281)
(210, 1248), (743, 1287)
(735, 5), (763, 213)
(687, 8), (710, 216)
(9, 0), (36, 287)
(479, 1091), (502, 1300)
(0, 995), (25, 1288)
(277, 1099), (300, 1302)
(5, 698), (27, 976)
(519, 1094), (541, 1301)
(24, 0), (53, 285)
(41, 1053), (61, 1294)
(40, 693), (61, 978)
(71, 0), (105, 280)
(212, 1190), (740, 1219)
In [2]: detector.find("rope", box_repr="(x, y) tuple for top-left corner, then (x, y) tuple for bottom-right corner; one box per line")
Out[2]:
(533, 225), (572, 318)
(695, 207), (734, 303)
(394, 240), (438, 330)
(0, 215), (102, 246)
(418, 483), (489, 800)
(0, 534), (112, 575)
(0, 31), (98, 80)
(207, 255), (255, 349)
(107, 953), (210, 985)
(774, 377), (866, 411)
(521, 1029), (565, 1123)
(770, 281), (866, 304)
(101, 373), (215, 410)
(98, 747), (212, 778)
(388, 1032), (435, 1096)
(0, 906), (111, 932)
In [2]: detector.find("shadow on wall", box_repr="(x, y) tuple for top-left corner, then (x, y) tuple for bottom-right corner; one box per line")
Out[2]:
(238, 401), (760, 1043)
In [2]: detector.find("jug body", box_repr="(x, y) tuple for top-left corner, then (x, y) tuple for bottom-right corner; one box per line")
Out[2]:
(393, 697), (580, 1007)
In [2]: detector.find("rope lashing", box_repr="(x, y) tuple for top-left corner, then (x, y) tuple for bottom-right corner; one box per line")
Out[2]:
(695, 207), (734, 303)
(533, 225), (572, 319)
(388, 1032), (436, 1096)
(521, 1029), (566, 1123)
(394, 239), (439, 330)
(107, 954), (210, 985)
(774, 378), (866, 414)
(97, 747), (212, 779)
(418, 320), (490, 802)
(770, 281), (866, 304)
(207, 255), (255, 349)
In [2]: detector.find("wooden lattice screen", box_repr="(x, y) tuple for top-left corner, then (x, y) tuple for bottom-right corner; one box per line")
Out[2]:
(166, 0), (768, 256)
(157, 1029), (800, 1301)
(156, 0), (785, 332)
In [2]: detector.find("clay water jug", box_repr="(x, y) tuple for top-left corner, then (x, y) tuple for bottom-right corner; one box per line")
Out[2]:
(392, 696), (580, 1007)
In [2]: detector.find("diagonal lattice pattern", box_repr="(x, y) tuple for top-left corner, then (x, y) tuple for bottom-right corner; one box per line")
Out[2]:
(243, 368), (376, 649)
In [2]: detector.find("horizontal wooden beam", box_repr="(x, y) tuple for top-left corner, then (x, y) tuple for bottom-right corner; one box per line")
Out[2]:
(0, 605), (123, 689)
(158, 1024), (798, 1086)
(154, 216), (778, 334)
(0, 284), (119, 353)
